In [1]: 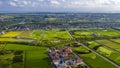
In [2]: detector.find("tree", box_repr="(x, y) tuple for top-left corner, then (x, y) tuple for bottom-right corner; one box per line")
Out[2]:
(13, 55), (23, 63)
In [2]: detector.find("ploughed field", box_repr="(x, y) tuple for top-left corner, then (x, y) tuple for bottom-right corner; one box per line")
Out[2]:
(0, 28), (120, 68)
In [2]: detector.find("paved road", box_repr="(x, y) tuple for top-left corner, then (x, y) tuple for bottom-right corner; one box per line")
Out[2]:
(65, 29), (74, 40)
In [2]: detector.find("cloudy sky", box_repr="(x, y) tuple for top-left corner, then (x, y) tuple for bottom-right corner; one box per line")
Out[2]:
(0, 0), (120, 13)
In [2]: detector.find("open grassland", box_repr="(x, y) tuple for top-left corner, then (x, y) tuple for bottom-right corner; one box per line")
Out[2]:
(90, 28), (120, 37)
(72, 46), (116, 68)
(1, 31), (21, 37)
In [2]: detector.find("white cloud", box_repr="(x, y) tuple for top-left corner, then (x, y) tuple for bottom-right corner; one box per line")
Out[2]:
(50, 0), (60, 5)
(9, 2), (17, 6)
(1, 0), (120, 12)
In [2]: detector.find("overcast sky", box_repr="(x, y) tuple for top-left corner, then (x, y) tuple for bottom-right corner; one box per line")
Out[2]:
(0, 0), (120, 13)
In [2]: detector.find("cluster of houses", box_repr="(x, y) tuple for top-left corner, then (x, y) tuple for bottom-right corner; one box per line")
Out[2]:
(47, 46), (88, 68)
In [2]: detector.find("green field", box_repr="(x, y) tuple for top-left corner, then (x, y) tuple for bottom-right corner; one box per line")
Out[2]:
(69, 29), (94, 39)
(0, 50), (24, 68)
(90, 28), (120, 37)
(4, 44), (50, 68)
(26, 50), (50, 68)
(72, 46), (116, 68)
(1, 31), (21, 37)
(111, 39), (120, 44)
(44, 29), (70, 41)
(42, 29), (72, 47)
(97, 40), (120, 51)
(88, 41), (120, 65)
(0, 28), (120, 68)
(18, 30), (43, 39)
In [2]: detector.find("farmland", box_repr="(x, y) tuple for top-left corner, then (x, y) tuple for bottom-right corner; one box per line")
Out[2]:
(89, 28), (120, 37)
(0, 28), (120, 68)
(69, 29), (93, 39)
(1, 31), (21, 37)
(97, 40), (120, 51)
(4, 44), (50, 68)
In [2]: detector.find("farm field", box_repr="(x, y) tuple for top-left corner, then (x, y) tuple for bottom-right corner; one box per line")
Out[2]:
(4, 44), (50, 68)
(72, 46), (116, 68)
(5, 44), (42, 50)
(26, 50), (50, 68)
(89, 28), (120, 37)
(42, 29), (72, 47)
(1, 31), (21, 37)
(88, 41), (120, 65)
(0, 50), (24, 68)
(0, 38), (28, 42)
(18, 30), (43, 39)
(18, 30), (33, 38)
(44, 29), (70, 41)
(97, 40), (120, 51)
(69, 29), (94, 39)
(0, 28), (120, 68)
(111, 39), (120, 44)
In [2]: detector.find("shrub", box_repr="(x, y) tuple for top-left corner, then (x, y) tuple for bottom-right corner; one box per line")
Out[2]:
(13, 55), (23, 63)
(14, 51), (23, 55)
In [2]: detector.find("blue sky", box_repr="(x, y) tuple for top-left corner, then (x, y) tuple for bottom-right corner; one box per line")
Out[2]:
(0, 0), (120, 13)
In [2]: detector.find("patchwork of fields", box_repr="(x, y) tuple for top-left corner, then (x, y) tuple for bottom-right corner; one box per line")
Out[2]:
(0, 28), (120, 68)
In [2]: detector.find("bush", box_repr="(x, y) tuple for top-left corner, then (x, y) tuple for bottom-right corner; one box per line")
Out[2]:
(14, 51), (23, 55)
(0, 51), (5, 55)
(13, 55), (23, 63)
